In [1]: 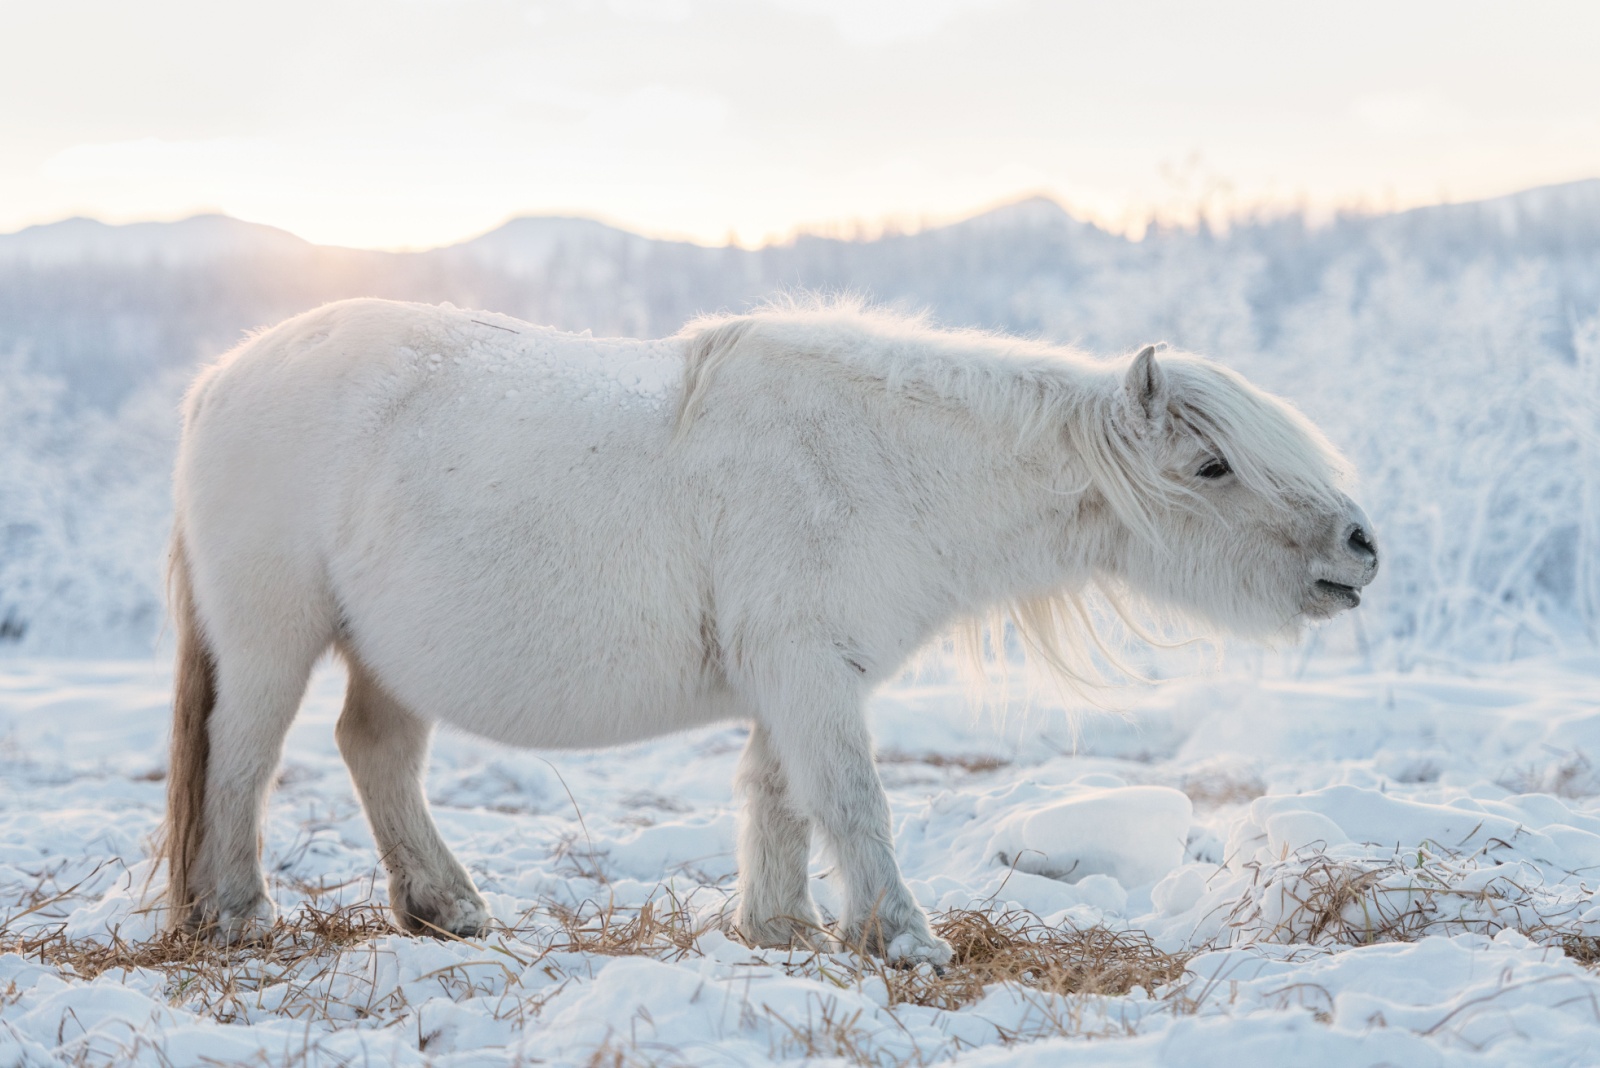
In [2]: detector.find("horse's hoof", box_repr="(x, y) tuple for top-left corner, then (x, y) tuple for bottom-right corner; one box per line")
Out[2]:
(397, 893), (490, 939)
(885, 930), (954, 966)
(843, 917), (954, 965)
(205, 894), (277, 944)
(735, 913), (826, 951)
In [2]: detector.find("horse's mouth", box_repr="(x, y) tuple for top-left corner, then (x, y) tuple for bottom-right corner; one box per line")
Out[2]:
(1313, 579), (1361, 608)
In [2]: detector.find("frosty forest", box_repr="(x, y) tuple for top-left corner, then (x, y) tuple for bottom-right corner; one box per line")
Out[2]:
(4, 180), (1600, 1066)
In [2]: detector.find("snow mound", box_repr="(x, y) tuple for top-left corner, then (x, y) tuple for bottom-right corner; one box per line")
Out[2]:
(1231, 785), (1600, 872)
(987, 781), (1192, 888)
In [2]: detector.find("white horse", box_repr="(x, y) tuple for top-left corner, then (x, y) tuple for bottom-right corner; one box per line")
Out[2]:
(162, 298), (1377, 962)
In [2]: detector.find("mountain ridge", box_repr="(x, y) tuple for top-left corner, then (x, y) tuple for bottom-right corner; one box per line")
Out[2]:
(5, 177), (1599, 268)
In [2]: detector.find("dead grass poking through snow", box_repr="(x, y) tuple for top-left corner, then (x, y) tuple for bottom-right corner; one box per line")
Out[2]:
(1562, 934), (1600, 967)
(1178, 767), (1267, 808)
(0, 901), (398, 1022)
(875, 750), (1011, 774)
(1, 880), (1193, 1045)
(1498, 750), (1600, 799)
(536, 893), (706, 960)
(527, 893), (1193, 1016)
(1219, 844), (1600, 962)
(869, 908), (1189, 1011)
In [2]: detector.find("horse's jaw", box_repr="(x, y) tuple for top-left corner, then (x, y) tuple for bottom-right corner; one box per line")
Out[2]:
(1308, 579), (1362, 614)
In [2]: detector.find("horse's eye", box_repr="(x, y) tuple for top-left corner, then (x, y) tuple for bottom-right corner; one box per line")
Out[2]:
(1197, 458), (1231, 479)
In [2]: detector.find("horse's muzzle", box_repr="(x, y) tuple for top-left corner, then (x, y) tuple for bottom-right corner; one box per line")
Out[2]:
(1304, 510), (1379, 618)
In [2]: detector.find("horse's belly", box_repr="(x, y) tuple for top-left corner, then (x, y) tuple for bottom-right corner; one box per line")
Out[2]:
(329, 429), (722, 747)
(425, 675), (741, 750)
(349, 612), (734, 749)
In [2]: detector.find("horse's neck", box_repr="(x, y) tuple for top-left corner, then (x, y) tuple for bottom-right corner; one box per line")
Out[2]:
(870, 358), (1113, 609)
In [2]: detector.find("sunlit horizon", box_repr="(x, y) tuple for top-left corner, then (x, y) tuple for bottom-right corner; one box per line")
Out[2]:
(10, 173), (1596, 255)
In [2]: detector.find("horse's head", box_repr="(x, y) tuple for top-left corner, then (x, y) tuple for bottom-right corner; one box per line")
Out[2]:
(1086, 345), (1378, 640)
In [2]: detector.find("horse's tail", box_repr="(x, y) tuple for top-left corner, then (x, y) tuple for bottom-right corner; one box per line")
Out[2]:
(161, 528), (215, 929)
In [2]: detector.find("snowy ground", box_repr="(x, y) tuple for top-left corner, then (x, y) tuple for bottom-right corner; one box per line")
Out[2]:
(5, 653), (1600, 1066)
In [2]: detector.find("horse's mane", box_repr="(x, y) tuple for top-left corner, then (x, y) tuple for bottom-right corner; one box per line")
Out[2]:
(677, 298), (1352, 698)
(677, 297), (1088, 443)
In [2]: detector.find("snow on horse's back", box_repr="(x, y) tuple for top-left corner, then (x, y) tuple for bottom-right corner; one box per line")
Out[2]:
(160, 297), (1378, 961)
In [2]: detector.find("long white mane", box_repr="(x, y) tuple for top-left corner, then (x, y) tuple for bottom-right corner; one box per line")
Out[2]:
(677, 299), (1352, 694)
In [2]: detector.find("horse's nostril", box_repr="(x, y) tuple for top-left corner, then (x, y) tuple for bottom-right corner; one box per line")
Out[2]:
(1347, 524), (1377, 561)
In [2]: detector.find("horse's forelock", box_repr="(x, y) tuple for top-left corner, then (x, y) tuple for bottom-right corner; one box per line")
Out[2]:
(1165, 357), (1352, 510)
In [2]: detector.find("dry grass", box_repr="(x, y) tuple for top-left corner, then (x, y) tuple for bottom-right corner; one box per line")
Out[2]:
(860, 908), (1188, 1012)
(520, 893), (1192, 1015)
(875, 750), (1012, 774)
(1498, 750), (1600, 799)
(550, 829), (613, 883)
(16, 845), (1600, 1055)
(1218, 844), (1596, 959)
(1563, 934), (1600, 966)
(1178, 767), (1267, 808)
(535, 893), (706, 961)
(0, 882), (719, 1029)
(0, 903), (393, 980)
(0, 877), (1194, 1041)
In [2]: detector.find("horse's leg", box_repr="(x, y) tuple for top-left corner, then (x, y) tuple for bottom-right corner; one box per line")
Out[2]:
(734, 722), (822, 947)
(748, 652), (952, 964)
(188, 614), (326, 942)
(336, 655), (489, 938)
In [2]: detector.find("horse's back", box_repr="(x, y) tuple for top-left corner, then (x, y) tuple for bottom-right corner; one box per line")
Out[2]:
(178, 300), (723, 746)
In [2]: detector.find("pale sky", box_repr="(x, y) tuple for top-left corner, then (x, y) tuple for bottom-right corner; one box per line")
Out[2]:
(4, 0), (1599, 249)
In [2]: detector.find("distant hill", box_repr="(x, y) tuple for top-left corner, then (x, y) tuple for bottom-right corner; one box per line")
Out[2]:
(0, 213), (316, 266)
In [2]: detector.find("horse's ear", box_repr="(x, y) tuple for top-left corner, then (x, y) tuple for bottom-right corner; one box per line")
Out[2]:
(1121, 344), (1169, 435)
